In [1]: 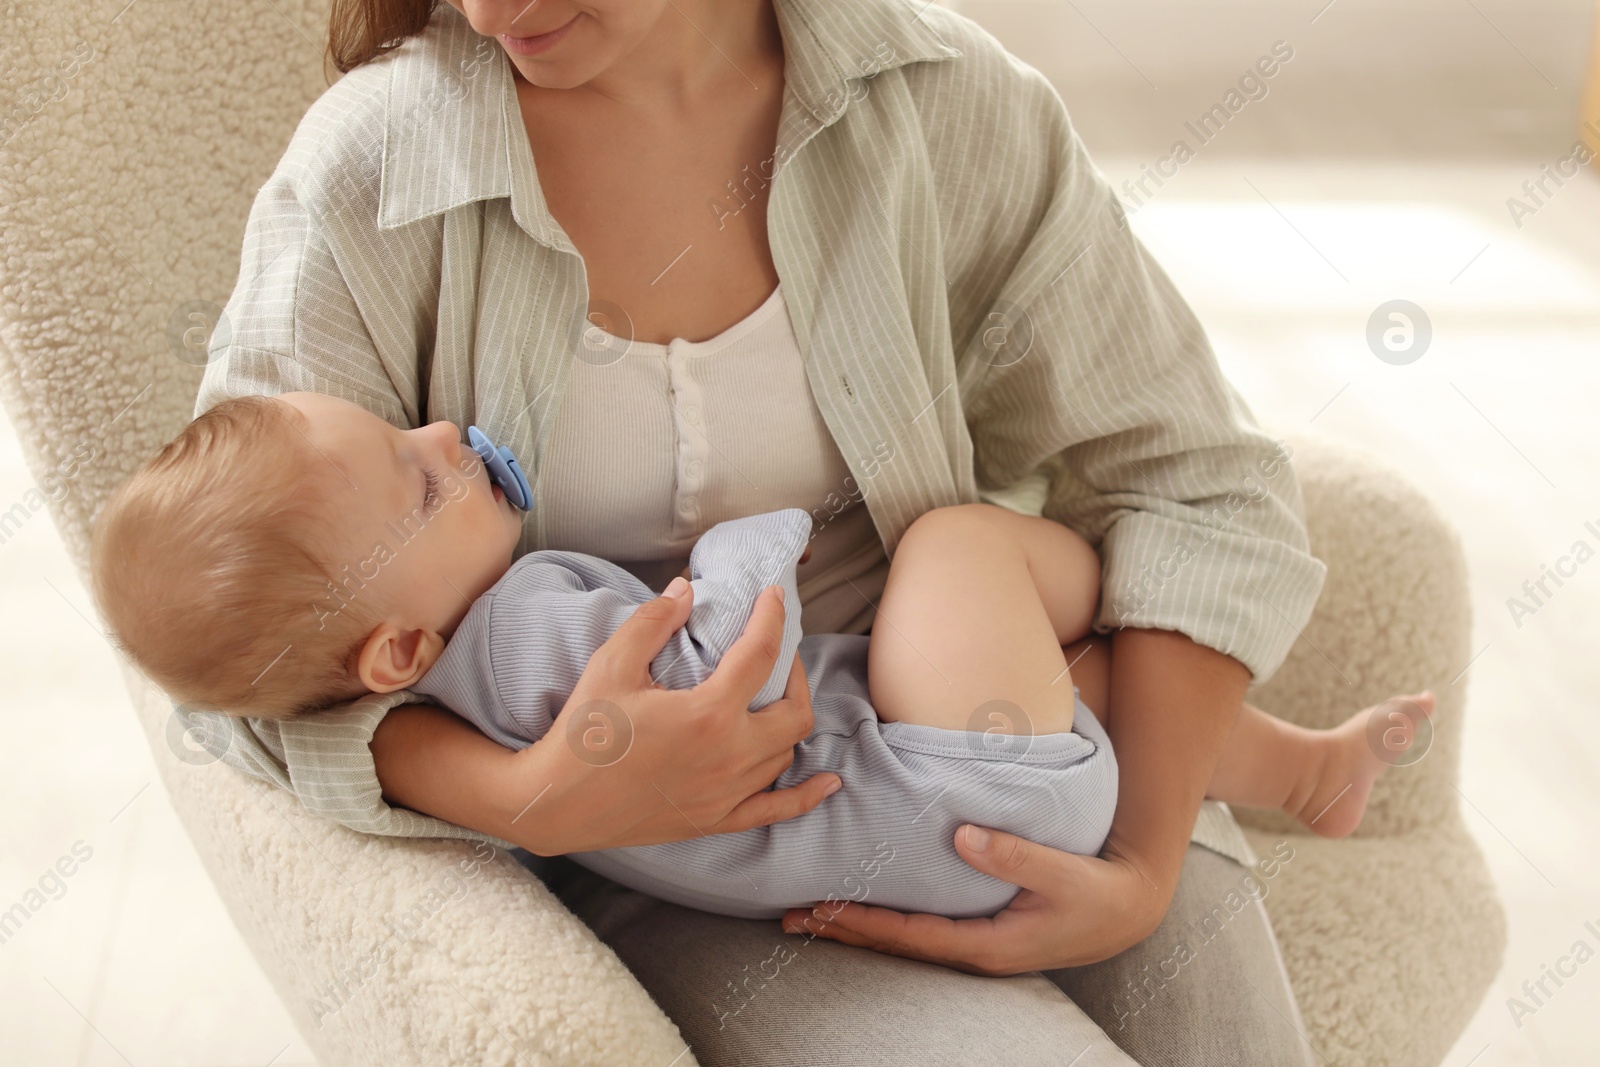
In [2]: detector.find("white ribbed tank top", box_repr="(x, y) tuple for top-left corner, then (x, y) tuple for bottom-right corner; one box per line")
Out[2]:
(535, 284), (890, 637)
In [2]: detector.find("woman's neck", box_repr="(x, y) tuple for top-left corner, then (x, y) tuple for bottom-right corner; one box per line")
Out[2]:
(519, 0), (782, 111)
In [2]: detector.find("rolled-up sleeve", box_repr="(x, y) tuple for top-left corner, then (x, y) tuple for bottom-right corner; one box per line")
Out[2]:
(174, 694), (507, 845)
(953, 52), (1327, 684)
(186, 173), (468, 839)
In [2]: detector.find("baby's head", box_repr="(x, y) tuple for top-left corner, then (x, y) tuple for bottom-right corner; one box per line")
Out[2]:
(90, 391), (524, 720)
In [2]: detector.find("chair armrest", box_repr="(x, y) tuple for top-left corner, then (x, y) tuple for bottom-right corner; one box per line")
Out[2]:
(1240, 423), (1505, 1067)
(124, 669), (692, 1066)
(1245, 424), (1475, 836)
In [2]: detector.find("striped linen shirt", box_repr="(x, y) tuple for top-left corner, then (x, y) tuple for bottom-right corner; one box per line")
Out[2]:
(188, 0), (1328, 865)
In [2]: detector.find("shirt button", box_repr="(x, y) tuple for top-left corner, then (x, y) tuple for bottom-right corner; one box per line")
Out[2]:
(687, 459), (703, 477)
(680, 496), (697, 513)
(684, 404), (700, 424)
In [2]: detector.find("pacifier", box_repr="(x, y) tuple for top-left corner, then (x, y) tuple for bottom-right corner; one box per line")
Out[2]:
(467, 424), (533, 511)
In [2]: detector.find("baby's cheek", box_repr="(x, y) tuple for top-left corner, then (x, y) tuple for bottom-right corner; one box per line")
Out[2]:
(444, 475), (473, 505)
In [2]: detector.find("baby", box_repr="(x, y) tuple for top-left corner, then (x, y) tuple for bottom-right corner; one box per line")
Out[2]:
(90, 390), (1433, 920)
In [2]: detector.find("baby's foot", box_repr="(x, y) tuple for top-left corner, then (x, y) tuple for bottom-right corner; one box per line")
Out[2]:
(1293, 691), (1436, 839)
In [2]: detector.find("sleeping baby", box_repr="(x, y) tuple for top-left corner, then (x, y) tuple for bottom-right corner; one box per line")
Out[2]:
(89, 390), (1431, 920)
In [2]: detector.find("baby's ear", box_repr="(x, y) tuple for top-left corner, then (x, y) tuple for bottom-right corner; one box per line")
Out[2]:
(356, 624), (441, 693)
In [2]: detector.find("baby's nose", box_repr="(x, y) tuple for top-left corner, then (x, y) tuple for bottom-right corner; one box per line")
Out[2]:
(430, 419), (463, 448)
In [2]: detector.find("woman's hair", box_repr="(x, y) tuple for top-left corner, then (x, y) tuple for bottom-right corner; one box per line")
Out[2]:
(89, 396), (383, 721)
(327, 0), (439, 77)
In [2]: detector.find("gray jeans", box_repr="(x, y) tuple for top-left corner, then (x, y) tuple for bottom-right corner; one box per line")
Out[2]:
(516, 842), (1317, 1066)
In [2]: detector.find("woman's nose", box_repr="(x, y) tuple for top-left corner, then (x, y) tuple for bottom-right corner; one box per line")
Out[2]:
(455, 1), (535, 38)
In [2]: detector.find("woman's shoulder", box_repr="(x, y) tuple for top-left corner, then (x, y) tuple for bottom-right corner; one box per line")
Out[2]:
(793, 0), (1053, 120)
(891, 2), (1058, 101)
(255, 59), (391, 225)
(875, 6), (1076, 214)
(266, 8), (470, 220)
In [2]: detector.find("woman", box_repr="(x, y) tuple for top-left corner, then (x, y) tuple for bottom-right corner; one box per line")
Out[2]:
(191, 0), (1328, 1062)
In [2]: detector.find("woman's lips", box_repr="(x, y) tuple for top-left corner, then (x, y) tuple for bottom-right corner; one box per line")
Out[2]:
(500, 14), (578, 57)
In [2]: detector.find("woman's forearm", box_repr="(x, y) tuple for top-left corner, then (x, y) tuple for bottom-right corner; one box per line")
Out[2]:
(775, 626), (1257, 971)
(370, 701), (559, 853)
(368, 587), (836, 859)
(1104, 627), (1252, 914)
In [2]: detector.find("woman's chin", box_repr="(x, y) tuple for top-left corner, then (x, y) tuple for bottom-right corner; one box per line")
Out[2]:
(509, 58), (585, 90)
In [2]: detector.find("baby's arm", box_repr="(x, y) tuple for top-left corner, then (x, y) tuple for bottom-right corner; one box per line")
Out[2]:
(416, 513), (812, 748)
(674, 541), (813, 583)
(661, 508), (812, 710)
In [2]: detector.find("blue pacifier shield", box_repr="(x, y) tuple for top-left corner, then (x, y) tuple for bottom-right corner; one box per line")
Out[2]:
(467, 425), (533, 511)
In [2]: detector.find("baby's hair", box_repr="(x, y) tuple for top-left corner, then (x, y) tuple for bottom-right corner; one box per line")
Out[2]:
(89, 394), (382, 721)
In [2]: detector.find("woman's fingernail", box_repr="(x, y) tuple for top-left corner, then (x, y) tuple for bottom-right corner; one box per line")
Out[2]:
(664, 576), (688, 598)
(964, 825), (991, 852)
(773, 584), (785, 604)
(823, 777), (842, 797)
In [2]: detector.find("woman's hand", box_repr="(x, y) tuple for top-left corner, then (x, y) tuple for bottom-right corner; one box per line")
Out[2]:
(781, 630), (1248, 975)
(505, 580), (838, 855)
(374, 565), (836, 856)
(780, 825), (1168, 976)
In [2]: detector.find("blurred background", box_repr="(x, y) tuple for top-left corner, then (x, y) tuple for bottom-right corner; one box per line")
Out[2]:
(2, 0), (1597, 1063)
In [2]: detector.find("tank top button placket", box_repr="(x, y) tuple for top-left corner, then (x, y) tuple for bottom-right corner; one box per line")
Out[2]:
(668, 337), (706, 538)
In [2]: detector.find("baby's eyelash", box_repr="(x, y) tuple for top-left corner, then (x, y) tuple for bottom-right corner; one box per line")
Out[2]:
(423, 466), (441, 510)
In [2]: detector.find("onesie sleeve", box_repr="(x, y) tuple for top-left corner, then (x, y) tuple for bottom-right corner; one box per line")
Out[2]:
(415, 515), (809, 759)
(445, 552), (666, 747)
(662, 507), (811, 710)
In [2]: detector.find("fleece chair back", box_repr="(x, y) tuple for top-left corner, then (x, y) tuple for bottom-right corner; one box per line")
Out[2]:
(0, 2), (1504, 1064)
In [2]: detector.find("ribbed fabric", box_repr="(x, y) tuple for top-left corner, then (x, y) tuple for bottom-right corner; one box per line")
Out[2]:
(411, 508), (813, 746)
(407, 508), (1116, 918)
(187, 0), (1327, 868)
(540, 283), (888, 639)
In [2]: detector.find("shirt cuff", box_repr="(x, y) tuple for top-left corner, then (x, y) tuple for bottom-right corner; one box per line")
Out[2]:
(1091, 510), (1329, 684)
(190, 691), (517, 850)
(1190, 800), (1257, 868)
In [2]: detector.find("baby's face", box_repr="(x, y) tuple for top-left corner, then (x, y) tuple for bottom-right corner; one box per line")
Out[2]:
(276, 392), (524, 684)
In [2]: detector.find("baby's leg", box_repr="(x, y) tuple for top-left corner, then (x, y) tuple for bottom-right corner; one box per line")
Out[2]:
(1062, 634), (1435, 840)
(1206, 691), (1435, 838)
(867, 503), (1101, 736)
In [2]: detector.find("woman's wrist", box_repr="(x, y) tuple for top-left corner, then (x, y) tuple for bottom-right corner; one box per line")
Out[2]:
(374, 586), (828, 859)
(1104, 628), (1250, 900)
(370, 702), (556, 852)
(369, 702), (652, 858)
(491, 735), (578, 856)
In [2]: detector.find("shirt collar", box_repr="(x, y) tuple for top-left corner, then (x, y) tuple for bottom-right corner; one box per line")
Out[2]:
(376, 0), (962, 243)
